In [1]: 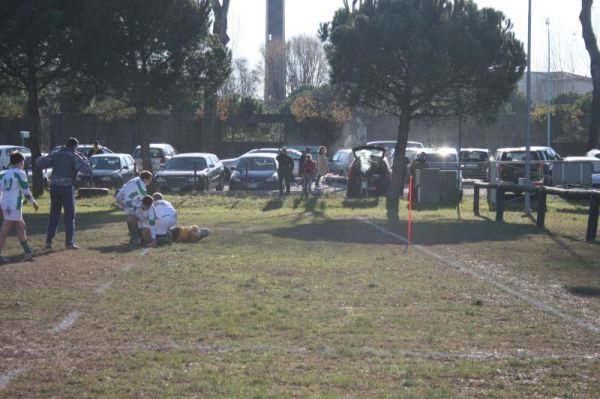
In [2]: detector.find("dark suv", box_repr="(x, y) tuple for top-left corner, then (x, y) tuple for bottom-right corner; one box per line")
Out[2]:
(494, 146), (561, 185)
(460, 148), (493, 181)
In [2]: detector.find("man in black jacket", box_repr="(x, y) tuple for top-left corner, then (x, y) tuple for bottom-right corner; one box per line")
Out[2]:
(276, 148), (294, 195)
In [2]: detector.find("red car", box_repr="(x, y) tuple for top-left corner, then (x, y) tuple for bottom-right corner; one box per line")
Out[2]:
(346, 145), (391, 197)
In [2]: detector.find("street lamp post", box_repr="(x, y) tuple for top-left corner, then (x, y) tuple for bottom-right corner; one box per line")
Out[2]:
(546, 18), (552, 148)
(524, 0), (532, 215)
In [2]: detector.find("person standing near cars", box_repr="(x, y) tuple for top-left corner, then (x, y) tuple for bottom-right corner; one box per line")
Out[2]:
(301, 154), (317, 198)
(409, 152), (427, 194)
(36, 137), (92, 249)
(276, 148), (294, 195)
(87, 140), (103, 157)
(298, 146), (311, 187)
(315, 146), (329, 189)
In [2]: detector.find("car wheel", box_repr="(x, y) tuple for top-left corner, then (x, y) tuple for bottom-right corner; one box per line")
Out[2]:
(216, 174), (224, 191)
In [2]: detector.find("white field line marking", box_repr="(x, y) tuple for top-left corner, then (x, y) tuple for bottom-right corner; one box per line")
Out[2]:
(120, 263), (135, 272)
(0, 343), (598, 362)
(50, 311), (82, 334)
(139, 248), (151, 257)
(360, 219), (600, 335)
(0, 368), (25, 390)
(95, 281), (113, 295)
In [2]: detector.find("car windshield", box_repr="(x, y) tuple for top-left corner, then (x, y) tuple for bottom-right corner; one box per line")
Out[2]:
(91, 157), (121, 170)
(237, 157), (276, 171)
(354, 148), (385, 173)
(6, 147), (31, 156)
(164, 157), (207, 171)
(133, 148), (163, 158)
(501, 151), (541, 161)
(425, 153), (458, 163)
(461, 151), (489, 162)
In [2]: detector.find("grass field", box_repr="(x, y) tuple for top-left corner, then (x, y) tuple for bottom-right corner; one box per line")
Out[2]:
(0, 193), (599, 398)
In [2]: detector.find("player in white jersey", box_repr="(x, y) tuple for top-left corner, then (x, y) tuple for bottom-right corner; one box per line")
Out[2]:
(0, 152), (38, 262)
(152, 193), (177, 244)
(136, 195), (158, 246)
(115, 171), (153, 244)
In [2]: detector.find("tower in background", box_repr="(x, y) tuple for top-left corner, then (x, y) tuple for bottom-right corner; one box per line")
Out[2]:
(265, 0), (286, 105)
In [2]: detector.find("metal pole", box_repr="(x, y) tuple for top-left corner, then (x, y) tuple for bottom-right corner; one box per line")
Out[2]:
(546, 18), (551, 148)
(524, 0), (532, 214)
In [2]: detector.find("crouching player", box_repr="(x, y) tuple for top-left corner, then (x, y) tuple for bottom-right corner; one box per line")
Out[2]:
(0, 151), (39, 262)
(152, 192), (177, 245)
(136, 195), (158, 247)
(115, 171), (153, 245)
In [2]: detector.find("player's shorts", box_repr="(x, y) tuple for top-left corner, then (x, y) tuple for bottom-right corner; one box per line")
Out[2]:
(1, 201), (23, 222)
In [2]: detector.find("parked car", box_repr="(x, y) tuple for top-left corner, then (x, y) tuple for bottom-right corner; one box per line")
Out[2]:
(132, 143), (178, 173)
(346, 145), (391, 197)
(493, 146), (560, 186)
(229, 153), (279, 191)
(51, 144), (114, 157)
(154, 153), (224, 193)
(0, 145), (31, 169)
(246, 148), (302, 176)
(366, 140), (424, 152)
(328, 148), (354, 176)
(561, 156), (600, 187)
(24, 154), (51, 188)
(222, 148), (302, 179)
(586, 149), (600, 159)
(76, 154), (136, 188)
(460, 148), (493, 181)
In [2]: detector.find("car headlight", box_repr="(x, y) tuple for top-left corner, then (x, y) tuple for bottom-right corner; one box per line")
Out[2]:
(155, 176), (166, 183)
(266, 173), (278, 183)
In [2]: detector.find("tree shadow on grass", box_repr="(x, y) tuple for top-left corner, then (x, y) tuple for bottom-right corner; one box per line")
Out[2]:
(342, 198), (380, 209)
(264, 218), (534, 245)
(566, 286), (600, 297)
(262, 198), (284, 212)
(23, 208), (125, 234)
(93, 243), (140, 254)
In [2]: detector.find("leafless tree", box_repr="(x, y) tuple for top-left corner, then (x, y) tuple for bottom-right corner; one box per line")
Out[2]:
(219, 57), (261, 98)
(286, 35), (329, 93)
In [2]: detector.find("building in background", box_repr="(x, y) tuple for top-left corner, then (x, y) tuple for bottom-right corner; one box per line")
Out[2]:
(264, 0), (286, 105)
(516, 72), (593, 105)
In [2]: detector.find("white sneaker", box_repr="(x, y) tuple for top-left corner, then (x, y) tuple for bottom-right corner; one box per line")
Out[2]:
(23, 252), (34, 261)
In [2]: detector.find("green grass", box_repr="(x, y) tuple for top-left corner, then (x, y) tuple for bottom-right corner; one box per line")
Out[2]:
(0, 193), (599, 398)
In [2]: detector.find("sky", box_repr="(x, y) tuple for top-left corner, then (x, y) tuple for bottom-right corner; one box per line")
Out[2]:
(228, 0), (599, 77)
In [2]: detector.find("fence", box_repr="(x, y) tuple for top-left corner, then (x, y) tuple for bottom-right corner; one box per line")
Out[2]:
(473, 182), (600, 242)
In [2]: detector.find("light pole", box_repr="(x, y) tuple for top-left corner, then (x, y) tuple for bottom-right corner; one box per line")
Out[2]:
(546, 18), (552, 148)
(524, 0), (532, 215)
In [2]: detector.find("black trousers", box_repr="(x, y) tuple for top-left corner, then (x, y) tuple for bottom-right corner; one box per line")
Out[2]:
(278, 172), (292, 194)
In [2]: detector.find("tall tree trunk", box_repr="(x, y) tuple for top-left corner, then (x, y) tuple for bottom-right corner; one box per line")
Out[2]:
(580, 0), (600, 149)
(202, 93), (218, 152)
(386, 111), (410, 222)
(135, 107), (152, 173)
(202, 0), (230, 154)
(26, 81), (44, 197)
